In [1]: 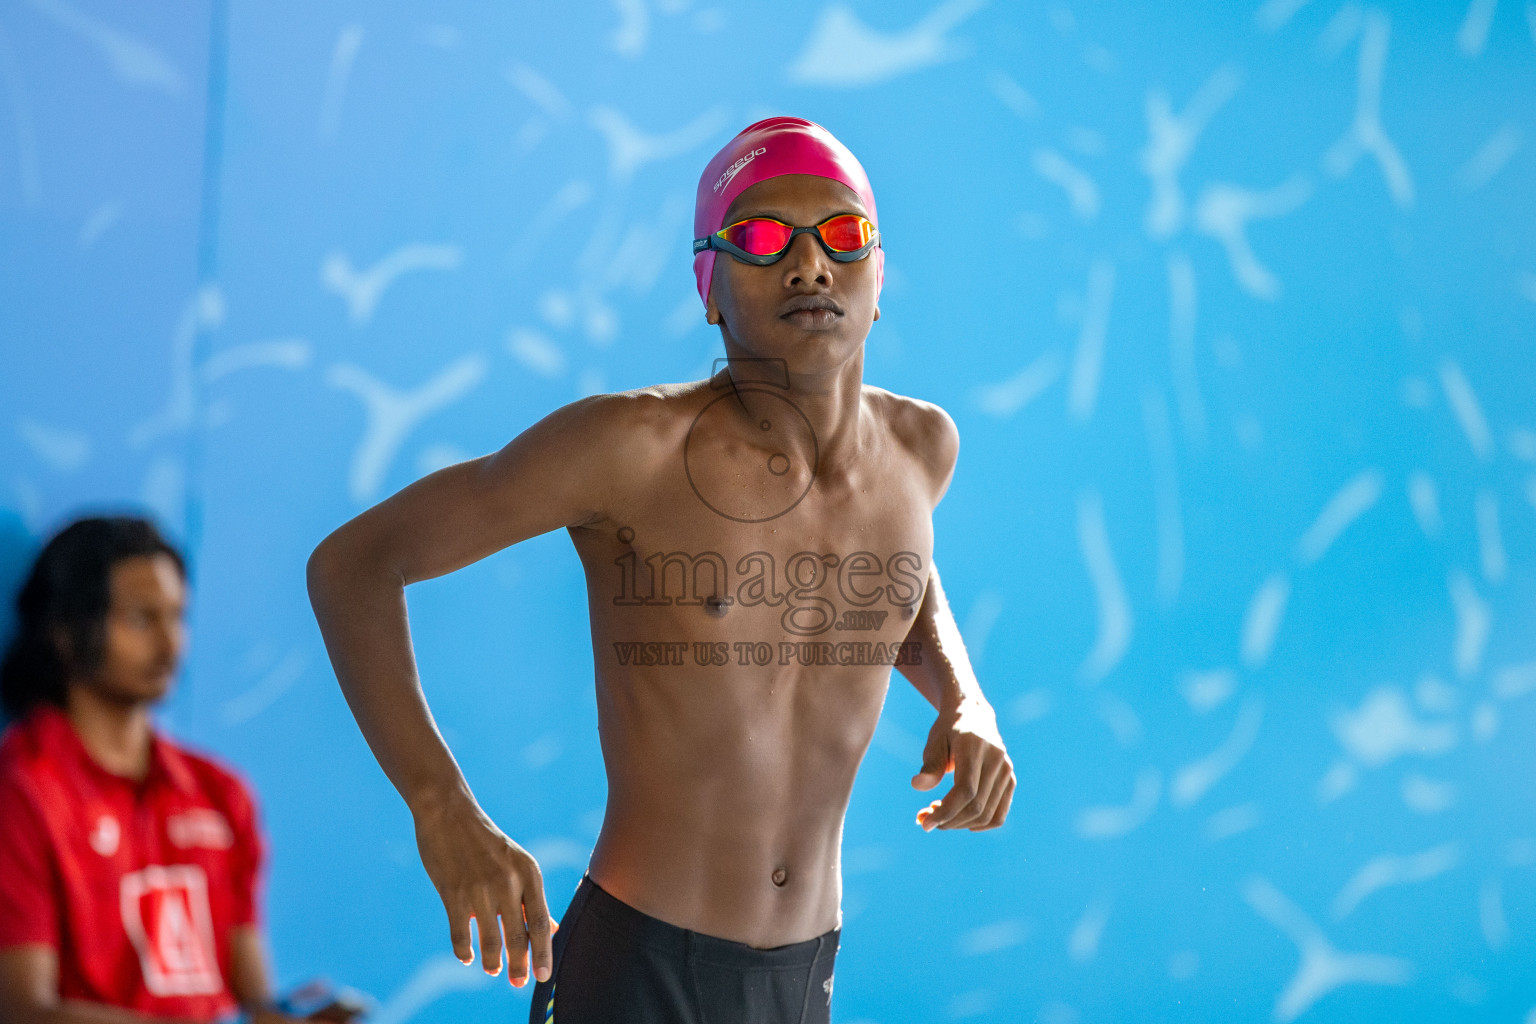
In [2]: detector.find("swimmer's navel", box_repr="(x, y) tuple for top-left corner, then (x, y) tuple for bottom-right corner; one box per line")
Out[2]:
(771, 866), (789, 888)
(704, 595), (729, 617)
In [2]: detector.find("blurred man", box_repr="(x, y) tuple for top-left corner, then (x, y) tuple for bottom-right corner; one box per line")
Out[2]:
(0, 517), (332, 1024)
(309, 117), (1014, 1023)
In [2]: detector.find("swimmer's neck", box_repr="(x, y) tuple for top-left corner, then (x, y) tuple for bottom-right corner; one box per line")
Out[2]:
(714, 347), (869, 472)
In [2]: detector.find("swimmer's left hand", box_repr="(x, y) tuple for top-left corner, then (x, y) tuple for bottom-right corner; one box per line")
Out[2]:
(911, 696), (1015, 832)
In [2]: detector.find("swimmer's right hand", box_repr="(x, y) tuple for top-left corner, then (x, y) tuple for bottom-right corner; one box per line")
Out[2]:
(411, 792), (556, 988)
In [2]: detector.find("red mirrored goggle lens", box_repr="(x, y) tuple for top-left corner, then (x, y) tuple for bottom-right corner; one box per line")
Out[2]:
(721, 218), (795, 255)
(816, 214), (873, 251)
(718, 215), (874, 256)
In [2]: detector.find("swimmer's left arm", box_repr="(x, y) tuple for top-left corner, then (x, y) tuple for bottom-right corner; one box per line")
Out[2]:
(897, 400), (1015, 832)
(900, 564), (1016, 832)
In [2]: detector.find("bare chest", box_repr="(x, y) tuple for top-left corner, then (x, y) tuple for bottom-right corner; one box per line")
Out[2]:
(573, 468), (936, 665)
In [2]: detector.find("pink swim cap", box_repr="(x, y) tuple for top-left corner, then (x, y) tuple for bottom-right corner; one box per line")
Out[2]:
(693, 116), (883, 309)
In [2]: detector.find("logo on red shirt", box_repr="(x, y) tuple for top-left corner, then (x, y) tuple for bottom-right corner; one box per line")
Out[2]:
(119, 865), (223, 996)
(167, 809), (234, 851)
(89, 814), (120, 856)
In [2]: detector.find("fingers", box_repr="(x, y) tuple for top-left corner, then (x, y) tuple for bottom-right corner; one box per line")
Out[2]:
(968, 764), (1015, 831)
(920, 732), (1018, 831)
(475, 898), (505, 976)
(944, 755), (1003, 830)
(911, 724), (952, 791)
(911, 771), (944, 792)
(972, 773), (1017, 831)
(447, 900), (475, 965)
(444, 893), (506, 976)
(437, 850), (557, 988)
(502, 862), (553, 987)
(524, 884), (556, 985)
(923, 739), (988, 830)
(501, 893), (529, 986)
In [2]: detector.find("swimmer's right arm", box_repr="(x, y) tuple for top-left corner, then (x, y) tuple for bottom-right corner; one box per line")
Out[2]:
(307, 393), (649, 986)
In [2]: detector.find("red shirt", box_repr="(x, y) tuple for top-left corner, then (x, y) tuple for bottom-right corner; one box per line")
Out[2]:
(0, 706), (263, 1022)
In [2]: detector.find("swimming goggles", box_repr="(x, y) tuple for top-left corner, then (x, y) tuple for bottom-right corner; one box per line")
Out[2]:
(693, 214), (880, 266)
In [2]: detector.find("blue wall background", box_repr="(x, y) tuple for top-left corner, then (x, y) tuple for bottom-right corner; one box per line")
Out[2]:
(3, 1), (1535, 1021)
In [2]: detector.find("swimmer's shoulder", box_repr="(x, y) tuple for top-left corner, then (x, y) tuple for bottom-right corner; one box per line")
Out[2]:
(583, 379), (711, 432)
(862, 385), (960, 504)
(493, 384), (696, 532)
(540, 380), (705, 465)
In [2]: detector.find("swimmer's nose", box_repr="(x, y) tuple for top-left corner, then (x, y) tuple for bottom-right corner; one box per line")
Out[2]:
(781, 233), (835, 289)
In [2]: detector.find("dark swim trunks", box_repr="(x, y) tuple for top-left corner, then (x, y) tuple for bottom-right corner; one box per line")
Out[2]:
(528, 874), (840, 1024)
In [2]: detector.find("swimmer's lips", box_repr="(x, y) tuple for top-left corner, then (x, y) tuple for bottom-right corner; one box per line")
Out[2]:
(779, 295), (843, 331)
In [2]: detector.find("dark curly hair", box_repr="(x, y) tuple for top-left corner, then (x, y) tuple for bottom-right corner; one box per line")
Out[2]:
(1, 516), (186, 720)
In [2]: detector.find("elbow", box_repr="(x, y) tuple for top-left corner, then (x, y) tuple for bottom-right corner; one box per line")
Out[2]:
(306, 529), (353, 609)
(306, 524), (403, 607)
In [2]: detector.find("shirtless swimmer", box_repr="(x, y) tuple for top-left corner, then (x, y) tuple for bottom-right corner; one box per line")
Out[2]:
(307, 116), (1015, 1024)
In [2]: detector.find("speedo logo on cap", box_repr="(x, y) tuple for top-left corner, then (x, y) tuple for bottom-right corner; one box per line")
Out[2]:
(714, 147), (767, 193)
